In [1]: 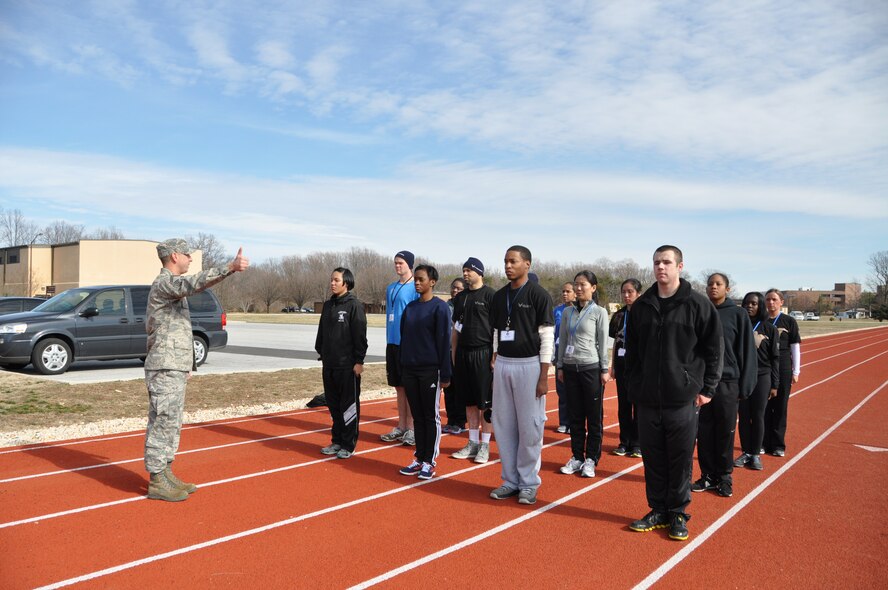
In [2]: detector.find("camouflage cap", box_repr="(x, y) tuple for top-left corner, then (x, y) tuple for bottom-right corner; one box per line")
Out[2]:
(156, 238), (193, 259)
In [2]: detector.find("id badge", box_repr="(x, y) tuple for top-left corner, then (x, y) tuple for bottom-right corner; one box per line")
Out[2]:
(565, 344), (575, 355)
(388, 313), (394, 322)
(454, 321), (463, 333)
(617, 347), (626, 357)
(501, 330), (516, 342)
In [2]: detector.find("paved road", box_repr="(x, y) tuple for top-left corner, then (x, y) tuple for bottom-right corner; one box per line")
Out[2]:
(10, 322), (387, 385)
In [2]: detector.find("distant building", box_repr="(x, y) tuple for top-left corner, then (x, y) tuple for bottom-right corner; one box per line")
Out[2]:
(0, 240), (203, 297)
(782, 283), (861, 313)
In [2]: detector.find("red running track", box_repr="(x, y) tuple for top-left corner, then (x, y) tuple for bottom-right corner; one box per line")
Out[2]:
(0, 327), (886, 589)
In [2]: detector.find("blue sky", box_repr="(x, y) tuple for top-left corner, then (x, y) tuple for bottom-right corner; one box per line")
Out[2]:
(1, 1), (886, 293)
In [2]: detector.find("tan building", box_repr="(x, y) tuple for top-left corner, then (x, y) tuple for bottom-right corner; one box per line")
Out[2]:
(782, 282), (861, 313)
(0, 240), (202, 297)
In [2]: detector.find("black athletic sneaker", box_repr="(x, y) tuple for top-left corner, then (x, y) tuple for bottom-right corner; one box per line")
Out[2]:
(668, 512), (690, 541)
(629, 510), (670, 532)
(691, 475), (716, 493)
(716, 480), (733, 497)
(772, 449), (785, 457)
(748, 455), (763, 470)
(612, 445), (629, 456)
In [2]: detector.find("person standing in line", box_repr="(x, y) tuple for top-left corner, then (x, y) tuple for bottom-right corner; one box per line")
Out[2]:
(381, 251), (420, 446)
(692, 273), (756, 498)
(315, 268), (368, 460)
(488, 246), (554, 506)
(556, 270), (610, 478)
(609, 278), (643, 458)
(450, 257), (497, 464)
(763, 288), (802, 457)
(442, 277), (468, 435)
(553, 282), (577, 434)
(734, 291), (780, 471)
(626, 245), (722, 541)
(397, 265), (452, 481)
(144, 239), (249, 502)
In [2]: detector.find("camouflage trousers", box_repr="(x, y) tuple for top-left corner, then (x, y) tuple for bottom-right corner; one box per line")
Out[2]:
(144, 369), (188, 474)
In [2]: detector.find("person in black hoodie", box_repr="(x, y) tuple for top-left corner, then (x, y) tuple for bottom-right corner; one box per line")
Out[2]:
(315, 267), (368, 460)
(734, 291), (780, 471)
(626, 245), (723, 542)
(692, 273), (756, 498)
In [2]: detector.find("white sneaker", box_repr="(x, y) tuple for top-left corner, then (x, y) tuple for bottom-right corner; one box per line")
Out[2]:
(401, 429), (415, 446)
(473, 442), (490, 463)
(380, 427), (404, 442)
(560, 457), (584, 475)
(452, 441), (480, 459)
(580, 458), (596, 478)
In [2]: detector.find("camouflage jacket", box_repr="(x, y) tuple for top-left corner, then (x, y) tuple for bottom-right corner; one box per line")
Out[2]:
(145, 266), (230, 371)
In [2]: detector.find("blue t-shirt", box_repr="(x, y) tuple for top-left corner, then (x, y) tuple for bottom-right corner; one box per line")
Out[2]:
(386, 278), (419, 345)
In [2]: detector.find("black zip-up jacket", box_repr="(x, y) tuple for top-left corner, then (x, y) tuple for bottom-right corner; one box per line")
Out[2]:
(625, 279), (723, 406)
(315, 291), (368, 370)
(754, 319), (780, 390)
(715, 299), (758, 399)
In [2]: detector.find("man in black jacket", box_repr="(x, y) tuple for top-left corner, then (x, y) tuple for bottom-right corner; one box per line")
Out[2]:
(315, 267), (368, 459)
(625, 245), (723, 541)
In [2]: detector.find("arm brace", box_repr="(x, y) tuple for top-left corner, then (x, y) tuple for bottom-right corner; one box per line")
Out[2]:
(538, 325), (554, 364)
(791, 342), (801, 376)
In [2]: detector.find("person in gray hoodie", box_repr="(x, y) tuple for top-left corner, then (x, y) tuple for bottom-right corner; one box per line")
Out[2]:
(555, 270), (610, 479)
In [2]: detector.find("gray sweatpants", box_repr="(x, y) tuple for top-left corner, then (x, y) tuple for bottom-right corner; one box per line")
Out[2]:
(492, 355), (547, 491)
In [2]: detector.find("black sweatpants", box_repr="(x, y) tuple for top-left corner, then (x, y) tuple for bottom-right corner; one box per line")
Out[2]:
(402, 366), (442, 465)
(614, 371), (638, 449)
(697, 380), (740, 483)
(563, 368), (604, 464)
(323, 367), (361, 452)
(443, 383), (465, 428)
(637, 402), (699, 515)
(764, 368), (792, 453)
(738, 373), (769, 455)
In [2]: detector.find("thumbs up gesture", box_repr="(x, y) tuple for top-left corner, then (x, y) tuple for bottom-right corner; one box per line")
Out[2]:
(229, 246), (250, 273)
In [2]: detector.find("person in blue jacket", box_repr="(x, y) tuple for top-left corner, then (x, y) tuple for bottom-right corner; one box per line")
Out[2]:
(398, 265), (452, 481)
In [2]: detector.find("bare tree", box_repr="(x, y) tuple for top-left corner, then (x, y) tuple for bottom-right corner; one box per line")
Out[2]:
(304, 251), (345, 308)
(186, 232), (228, 269)
(344, 247), (391, 308)
(250, 260), (285, 312)
(86, 226), (126, 240)
(280, 255), (313, 309)
(0, 207), (40, 246)
(41, 220), (85, 244)
(214, 271), (254, 312)
(868, 251), (888, 304)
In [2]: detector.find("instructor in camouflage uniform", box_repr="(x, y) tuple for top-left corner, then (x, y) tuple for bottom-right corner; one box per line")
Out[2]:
(145, 238), (249, 502)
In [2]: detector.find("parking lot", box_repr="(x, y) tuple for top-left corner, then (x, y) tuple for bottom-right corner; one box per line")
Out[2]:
(11, 322), (387, 384)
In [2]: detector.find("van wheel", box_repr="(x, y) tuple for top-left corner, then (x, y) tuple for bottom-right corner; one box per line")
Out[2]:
(32, 338), (72, 375)
(193, 335), (208, 367)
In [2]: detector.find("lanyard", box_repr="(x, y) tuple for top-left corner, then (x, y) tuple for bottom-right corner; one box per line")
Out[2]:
(771, 311), (781, 326)
(388, 278), (412, 311)
(568, 302), (594, 344)
(753, 320), (761, 332)
(506, 281), (528, 328)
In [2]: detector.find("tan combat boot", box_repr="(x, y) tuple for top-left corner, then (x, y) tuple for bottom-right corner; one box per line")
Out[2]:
(147, 471), (188, 502)
(164, 465), (198, 494)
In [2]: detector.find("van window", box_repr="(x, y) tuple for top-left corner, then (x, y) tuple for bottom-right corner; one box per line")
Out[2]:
(131, 287), (149, 315)
(94, 289), (126, 316)
(187, 290), (218, 313)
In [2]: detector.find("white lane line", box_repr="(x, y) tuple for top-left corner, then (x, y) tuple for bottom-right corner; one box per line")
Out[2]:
(349, 461), (646, 590)
(0, 403), (567, 530)
(790, 349), (888, 399)
(347, 348), (888, 588)
(0, 398), (398, 455)
(33, 426), (582, 590)
(633, 377), (888, 590)
(0, 416), (394, 484)
(800, 338), (888, 369)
